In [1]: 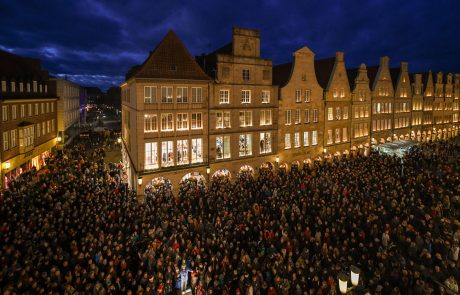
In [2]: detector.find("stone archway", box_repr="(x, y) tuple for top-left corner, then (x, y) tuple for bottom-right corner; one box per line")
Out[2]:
(144, 177), (173, 195)
(212, 168), (232, 180)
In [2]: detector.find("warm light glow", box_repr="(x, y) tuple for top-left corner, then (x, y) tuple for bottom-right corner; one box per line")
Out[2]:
(338, 272), (348, 294)
(323, 148), (327, 153)
(138, 177), (142, 186)
(206, 167), (210, 174)
(57, 136), (62, 142)
(275, 156), (279, 163)
(350, 265), (361, 287)
(117, 137), (122, 143)
(4, 162), (11, 170)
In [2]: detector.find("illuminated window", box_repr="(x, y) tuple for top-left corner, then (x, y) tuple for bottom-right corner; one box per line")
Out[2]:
(161, 113), (173, 131)
(312, 131), (318, 145)
(241, 90), (251, 103)
(216, 136), (231, 159)
(295, 89), (301, 102)
(305, 89), (311, 102)
(294, 132), (300, 147)
(285, 110), (291, 125)
(239, 134), (252, 156)
(161, 86), (173, 103)
(284, 133), (291, 149)
(304, 109), (310, 123)
(262, 90), (270, 103)
(161, 141), (174, 167)
(219, 89), (230, 104)
(176, 140), (189, 165)
(145, 142), (158, 169)
(144, 86), (156, 103)
(239, 111), (253, 127)
(260, 110), (272, 126)
(260, 132), (271, 153)
(191, 138), (203, 163)
(176, 87), (188, 103)
(303, 131), (309, 146)
(176, 113), (188, 130)
(191, 113), (202, 129)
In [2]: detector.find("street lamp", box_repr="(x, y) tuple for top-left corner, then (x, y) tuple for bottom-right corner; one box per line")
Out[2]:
(57, 136), (62, 143)
(275, 156), (279, 164)
(117, 137), (122, 144)
(338, 265), (361, 294)
(206, 167), (210, 186)
(4, 162), (11, 170)
(138, 177), (143, 186)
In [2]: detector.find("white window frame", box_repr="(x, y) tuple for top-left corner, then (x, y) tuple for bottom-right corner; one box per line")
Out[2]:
(176, 113), (189, 130)
(145, 142), (159, 169)
(261, 90), (270, 103)
(241, 90), (251, 104)
(219, 89), (230, 104)
(176, 87), (188, 103)
(144, 114), (158, 132)
(295, 89), (301, 103)
(216, 136), (231, 159)
(260, 132), (271, 154)
(191, 87), (202, 103)
(191, 112), (202, 129)
(239, 111), (253, 127)
(312, 130), (318, 145)
(305, 89), (311, 102)
(285, 110), (291, 125)
(303, 131), (309, 147)
(260, 110), (272, 126)
(238, 134), (252, 156)
(161, 86), (173, 103)
(144, 86), (156, 104)
(284, 133), (291, 149)
(161, 113), (174, 131)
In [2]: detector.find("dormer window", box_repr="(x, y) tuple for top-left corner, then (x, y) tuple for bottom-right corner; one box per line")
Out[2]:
(170, 65), (177, 71)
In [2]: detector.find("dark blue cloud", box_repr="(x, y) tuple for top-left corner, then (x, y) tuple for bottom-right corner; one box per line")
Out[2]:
(1, 0), (459, 91)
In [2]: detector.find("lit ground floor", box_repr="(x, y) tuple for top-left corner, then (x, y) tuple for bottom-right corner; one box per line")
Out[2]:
(1, 138), (57, 188)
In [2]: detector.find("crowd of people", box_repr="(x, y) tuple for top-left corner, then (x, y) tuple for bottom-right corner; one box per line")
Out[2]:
(0, 136), (459, 295)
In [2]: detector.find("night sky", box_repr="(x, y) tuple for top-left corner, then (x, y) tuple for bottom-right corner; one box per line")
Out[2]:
(1, 0), (459, 91)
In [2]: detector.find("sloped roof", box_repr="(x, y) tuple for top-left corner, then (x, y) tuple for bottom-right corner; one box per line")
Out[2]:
(421, 72), (432, 91)
(366, 66), (379, 90)
(127, 30), (210, 81)
(346, 68), (359, 90)
(0, 50), (49, 80)
(389, 68), (400, 89)
(273, 62), (293, 87)
(314, 57), (335, 89)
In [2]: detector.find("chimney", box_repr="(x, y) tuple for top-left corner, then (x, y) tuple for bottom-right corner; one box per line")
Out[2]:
(380, 56), (389, 67)
(401, 62), (408, 72)
(335, 52), (344, 62)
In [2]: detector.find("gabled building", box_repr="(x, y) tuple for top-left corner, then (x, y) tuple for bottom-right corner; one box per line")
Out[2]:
(411, 73), (424, 141)
(274, 46), (324, 167)
(391, 62), (412, 141)
(121, 30), (211, 192)
(422, 71), (435, 140)
(370, 56), (394, 146)
(453, 74), (460, 137)
(0, 50), (58, 188)
(347, 64), (371, 156)
(444, 73), (454, 138)
(433, 72), (446, 139)
(199, 27), (278, 179)
(315, 52), (352, 157)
